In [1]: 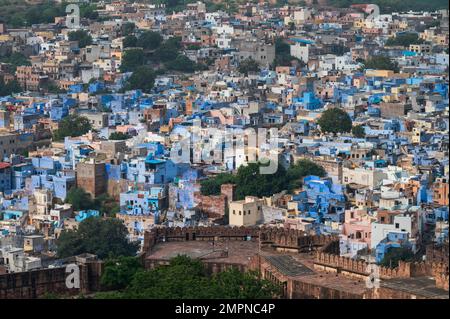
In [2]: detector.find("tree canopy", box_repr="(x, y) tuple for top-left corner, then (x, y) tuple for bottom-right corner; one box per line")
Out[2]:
(100, 256), (143, 290)
(0, 52), (31, 72)
(95, 255), (281, 299)
(122, 22), (135, 37)
(201, 159), (326, 198)
(122, 35), (138, 48)
(68, 30), (93, 49)
(362, 55), (399, 72)
(57, 217), (139, 259)
(120, 48), (145, 73)
(53, 115), (92, 141)
(238, 58), (260, 75)
(137, 31), (163, 50)
(352, 125), (366, 138)
(165, 55), (196, 73)
(153, 36), (182, 62)
(380, 246), (415, 268)
(65, 188), (119, 217)
(385, 33), (424, 47)
(272, 38), (303, 68)
(109, 132), (131, 140)
(65, 187), (94, 211)
(123, 66), (156, 93)
(317, 108), (352, 134)
(0, 77), (22, 96)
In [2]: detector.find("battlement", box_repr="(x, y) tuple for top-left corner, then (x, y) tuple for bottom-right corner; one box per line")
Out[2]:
(314, 248), (449, 291)
(143, 226), (338, 255)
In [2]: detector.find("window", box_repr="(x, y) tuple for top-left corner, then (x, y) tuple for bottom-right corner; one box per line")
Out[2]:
(233, 210), (235, 215)
(395, 223), (399, 229)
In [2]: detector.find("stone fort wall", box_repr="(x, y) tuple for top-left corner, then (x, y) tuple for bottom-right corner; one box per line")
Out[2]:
(314, 245), (449, 291)
(0, 259), (103, 299)
(143, 226), (338, 255)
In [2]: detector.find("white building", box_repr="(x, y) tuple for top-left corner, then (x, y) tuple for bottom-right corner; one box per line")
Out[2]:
(371, 215), (412, 249)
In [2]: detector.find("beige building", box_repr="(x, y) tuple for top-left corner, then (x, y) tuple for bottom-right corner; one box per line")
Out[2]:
(78, 111), (109, 130)
(342, 167), (387, 189)
(34, 188), (53, 216)
(229, 196), (264, 227)
(409, 44), (432, 54)
(100, 140), (127, 158)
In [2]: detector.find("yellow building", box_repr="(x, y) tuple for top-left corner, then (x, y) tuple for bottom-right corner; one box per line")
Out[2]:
(365, 69), (395, 78)
(229, 196), (264, 227)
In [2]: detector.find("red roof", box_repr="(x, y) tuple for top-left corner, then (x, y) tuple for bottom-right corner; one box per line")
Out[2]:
(0, 162), (11, 170)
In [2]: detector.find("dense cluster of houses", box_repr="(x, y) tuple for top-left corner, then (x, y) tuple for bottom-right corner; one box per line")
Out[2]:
(0, 1), (448, 277)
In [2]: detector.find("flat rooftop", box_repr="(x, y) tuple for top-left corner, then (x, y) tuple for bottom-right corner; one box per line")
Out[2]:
(264, 255), (314, 277)
(147, 240), (259, 265)
(380, 277), (449, 299)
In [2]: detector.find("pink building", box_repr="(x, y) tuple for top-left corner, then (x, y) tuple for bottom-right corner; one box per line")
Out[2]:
(340, 209), (375, 257)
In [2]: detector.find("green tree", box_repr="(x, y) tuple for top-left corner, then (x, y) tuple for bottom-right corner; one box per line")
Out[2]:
(100, 256), (143, 290)
(122, 22), (135, 36)
(212, 268), (281, 299)
(95, 255), (281, 299)
(153, 37), (181, 62)
(0, 77), (22, 96)
(120, 48), (145, 72)
(317, 108), (352, 134)
(238, 58), (260, 75)
(123, 35), (138, 48)
(201, 160), (325, 197)
(272, 38), (302, 67)
(352, 125), (366, 138)
(234, 163), (288, 199)
(65, 187), (95, 211)
(123, 66), (156, 93)
(363, 55), (399, 72)
(286, 159), (326, 191)
(385, 33), (424, 47)
(68, 30), (93, 49)
(109, 132), (131, 140)
(57, 217), (139, 259)
(200, 173), (236, 196)
(380, 247), (415, 268)
(42, 81), (67, 94)
(0, 52), (31, 72)
(288, 21), (295, 31)
(165, 55), (196, 73)
(116, 255), (212, 298)
(275, 38), (290, 55)
(80, 4), (99, 20)
(53, 115), (92, 141)
(137, 31), (163, 50)
(187, 44), (201, 50)
(93, 193), (120, 217)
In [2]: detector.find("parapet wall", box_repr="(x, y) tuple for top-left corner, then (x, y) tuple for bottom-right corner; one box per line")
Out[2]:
(0, 260), (103, 299)
(143, 226), (338, 255)
(314, 250), (449, 291)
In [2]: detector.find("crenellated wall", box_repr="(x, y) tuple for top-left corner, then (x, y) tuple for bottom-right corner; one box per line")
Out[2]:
(314, 249), (449, 291)
(0, 260), (104, 299)
(143, 226), (338, 255)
